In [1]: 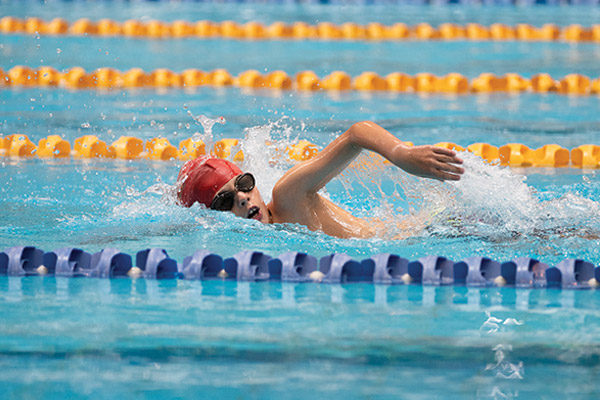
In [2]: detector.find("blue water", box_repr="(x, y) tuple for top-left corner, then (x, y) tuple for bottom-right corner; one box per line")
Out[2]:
(2, 278), (600, 399)
(2, 1), (600, 399)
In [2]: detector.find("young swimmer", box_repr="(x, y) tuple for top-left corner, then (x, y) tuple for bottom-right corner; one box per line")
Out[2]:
(177, 120), (464, 239)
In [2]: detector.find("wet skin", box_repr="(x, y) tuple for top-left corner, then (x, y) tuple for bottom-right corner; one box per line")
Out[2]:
(212, 121), (464, 239)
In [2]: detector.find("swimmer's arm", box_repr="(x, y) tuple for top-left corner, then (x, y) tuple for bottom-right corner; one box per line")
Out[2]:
(273, 121), (464, 198)
(346, 120), (465, 181)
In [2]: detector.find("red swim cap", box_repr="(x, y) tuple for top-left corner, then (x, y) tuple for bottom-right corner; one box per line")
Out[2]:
(177, 155), (242, 208)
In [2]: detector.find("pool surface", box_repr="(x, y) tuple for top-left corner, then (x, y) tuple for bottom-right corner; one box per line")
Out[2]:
(2, 1), (600, 399)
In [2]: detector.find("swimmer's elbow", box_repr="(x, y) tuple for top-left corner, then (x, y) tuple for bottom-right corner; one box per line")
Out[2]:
(346, 120), (384, 150)
(346, 121), (375, 144)
(348, 121), (375, 135)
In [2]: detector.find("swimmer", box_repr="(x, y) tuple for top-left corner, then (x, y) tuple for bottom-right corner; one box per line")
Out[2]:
(177, 121), (464, 238)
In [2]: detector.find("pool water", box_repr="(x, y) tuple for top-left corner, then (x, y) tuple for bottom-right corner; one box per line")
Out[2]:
(2, 278), (600, 399)
(2, 1), (600, 399)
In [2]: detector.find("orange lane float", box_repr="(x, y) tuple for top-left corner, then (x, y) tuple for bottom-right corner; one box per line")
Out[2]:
(414, 23), (439, 40)
(111, 136), (144, 159)
(73, 135), (112, 158)
(181, 69), (208, 88)
(146, 20), (168, 38)
(36, 66), (62, 86)
(466, 23), (490, 40)
(208, 69), (233, 86)
(4, 134), (37, 157)
(70, 18), (97, 35)
(295, 70), (321, 91)
(236, 69), (266, 88)
(46, 18), (69, 35)
(436, 73), (469, 94)
(178, 138), (206, 161)
(489, 23), (515, 40)
(150, 68), (182, 87)
(414, 73), (438, 93)
(265, 71), (293, 90)
(287, 140), (319, 161)
(340, 22), (366, 40)
(530, 73), (558, 93)
(213, 138), (244, 161)
(386, 72), (414, 92)
(7, 66), (37, 86)
(97, 18), (121, 36)
(243, 22), (267, 39)
(60, 67), (92, 89)
(558, 74), (591, 95)
(92, 68), (121, 89)
(321, 71), (352, 91)
(539, 24), (560, 41)
(268, 22), (292, 39)
(533, 144), (570, 167)
(0, 16), (25, 33)
(504, 73), (530, 92)
(145, 138), (179, 161)
(470, 73), (506, 93)
(499, 144), (535, 167)
(353, 72), (388, 91)
(467, 143), (500, 163)
(122, 68), (150, 88)
(171, 20), (194, 38)
(563, 24), (593, 42)
(571, 145), (600, 168)
(37, 135), (71, 158)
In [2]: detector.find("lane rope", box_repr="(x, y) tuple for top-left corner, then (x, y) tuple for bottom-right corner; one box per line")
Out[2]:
(2, 66), (600, 94)
(2, 133), (600, 168)
(2, 17), (600, 42)
(1, 246), (598, 289)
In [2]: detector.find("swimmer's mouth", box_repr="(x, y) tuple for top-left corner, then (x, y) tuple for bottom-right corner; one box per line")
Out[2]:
(247, 206), (260, 220)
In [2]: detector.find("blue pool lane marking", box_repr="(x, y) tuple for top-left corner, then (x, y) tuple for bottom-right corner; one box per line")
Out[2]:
(0, 245), (599, 289)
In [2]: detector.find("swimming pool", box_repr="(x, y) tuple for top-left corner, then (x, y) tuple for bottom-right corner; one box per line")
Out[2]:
(2, 1), (600, 398)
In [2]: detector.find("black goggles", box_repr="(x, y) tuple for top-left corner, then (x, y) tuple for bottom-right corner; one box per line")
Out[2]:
(210, 173), (256, 211)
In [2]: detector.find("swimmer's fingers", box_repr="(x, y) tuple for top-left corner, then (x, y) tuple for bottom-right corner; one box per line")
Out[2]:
(432, 147), (464, 164)
(432, 168), (462, 181)
(434, 158), (465, 177)
(394, 145), (464, 181)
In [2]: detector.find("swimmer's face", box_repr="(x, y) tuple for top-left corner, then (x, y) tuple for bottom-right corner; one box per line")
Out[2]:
(211, 173), (270, 223)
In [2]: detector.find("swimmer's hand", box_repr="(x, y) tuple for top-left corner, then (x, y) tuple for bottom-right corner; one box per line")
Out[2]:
(391, 144), (464, 181)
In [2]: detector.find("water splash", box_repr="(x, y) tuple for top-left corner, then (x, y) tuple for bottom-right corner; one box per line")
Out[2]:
(114, 119), (600, 257)
(184, 106), (226, 151)
(239, 118), (300, 203)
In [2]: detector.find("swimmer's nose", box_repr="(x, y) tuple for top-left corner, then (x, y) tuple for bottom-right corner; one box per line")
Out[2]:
(235, 191), (251, 209)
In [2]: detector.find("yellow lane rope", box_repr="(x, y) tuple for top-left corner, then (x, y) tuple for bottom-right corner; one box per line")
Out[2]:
(2, 66), (600, 94)
(1, 134), (600, 168)
(2, 17), (600, 42)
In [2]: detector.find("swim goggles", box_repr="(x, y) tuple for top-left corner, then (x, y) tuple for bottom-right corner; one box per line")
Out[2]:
(210, 173), (256, 211)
